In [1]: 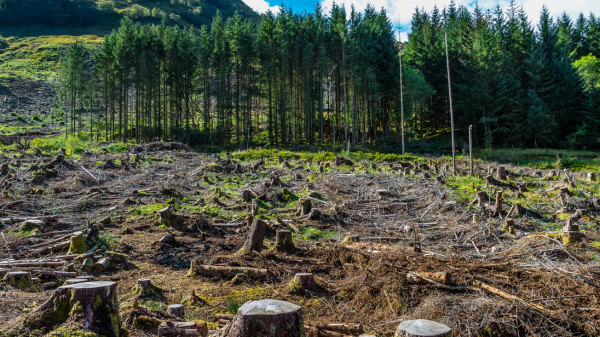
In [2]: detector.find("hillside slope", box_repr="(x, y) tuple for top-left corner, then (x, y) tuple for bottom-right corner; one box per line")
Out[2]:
(0, 0), (259, 29)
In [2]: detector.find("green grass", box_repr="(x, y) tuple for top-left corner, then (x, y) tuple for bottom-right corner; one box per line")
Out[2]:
(294, 226), (337, 241)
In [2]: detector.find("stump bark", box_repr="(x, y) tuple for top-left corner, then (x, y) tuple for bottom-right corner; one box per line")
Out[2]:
(289, 273), (317, 294)
(27, 281), (122, 337)
(239, 219), (267, 255)
(394, 319), (451, 337)
(220, 299), (304, 337)
(167, 304), (185, 318)
(274, 230), (295, 251)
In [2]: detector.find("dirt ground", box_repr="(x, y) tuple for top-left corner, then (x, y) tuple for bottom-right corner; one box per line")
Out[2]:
(1, 143), (599, 336)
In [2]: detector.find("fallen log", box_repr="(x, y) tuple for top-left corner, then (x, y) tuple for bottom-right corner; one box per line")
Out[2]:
(473, 279), (558, 317)
(189, 261), (268, 280)
(0, 261), (65, 268)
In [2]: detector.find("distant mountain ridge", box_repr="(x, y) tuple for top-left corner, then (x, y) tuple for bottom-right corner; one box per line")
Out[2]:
(0, 0), (259, 28)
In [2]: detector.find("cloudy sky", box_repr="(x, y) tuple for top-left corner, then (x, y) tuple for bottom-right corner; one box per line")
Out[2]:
(242, 0), (600, 41)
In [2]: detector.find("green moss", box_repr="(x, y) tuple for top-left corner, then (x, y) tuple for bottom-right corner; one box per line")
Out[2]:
(48, 326), (99, 337)
(288, 277), (302, 292)
(67, 233), (87, 255)
(132, 315), (162, 329)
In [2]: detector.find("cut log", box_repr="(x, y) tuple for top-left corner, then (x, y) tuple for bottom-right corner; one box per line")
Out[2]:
(189, 261), (268, 280)
(159, 321), (208, 337)
(275, 230), (295, 251)
(394, 319), (451, 337)
(167, 304), (185, 318)
(106, 251), (128, 264)
(220, 299), (304, 337)
(289, 273), (317, 294)
(473, 280), (558, 317)
(31, 281), (122, 337)
(94, 258), (110, 272)
(407, 272), (452, 285)
(0, 261), (65, 268)
(434, 176), (444, 184)
(238, 219), (267, 255)
(376, 190), (391, 199)
(3, 271), (34, 289)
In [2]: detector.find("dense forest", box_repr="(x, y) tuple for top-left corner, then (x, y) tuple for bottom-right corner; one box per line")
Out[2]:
(55, 1), (600, 150)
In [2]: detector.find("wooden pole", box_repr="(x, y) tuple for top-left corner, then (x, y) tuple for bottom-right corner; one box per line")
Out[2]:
(399, 39), (405, 162)
(445, 33), (456, 173)
(469, 125), (473, 176)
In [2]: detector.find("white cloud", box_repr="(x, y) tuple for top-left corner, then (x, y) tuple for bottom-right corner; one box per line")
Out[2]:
(320, 0), (600, 41)
(242, 0), (280, 14)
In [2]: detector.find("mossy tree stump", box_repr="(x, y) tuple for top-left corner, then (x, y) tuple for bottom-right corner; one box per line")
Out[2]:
(289, 273), (317, 295)
(3, 271), (33, 289)
(238, 219), (267, 255)
(274, 230), (294, 251)
(132, 278), (166, 301)
(220, 299), (304, 337)
(24, 281), (122, 337)
(159, 207), (174, 226)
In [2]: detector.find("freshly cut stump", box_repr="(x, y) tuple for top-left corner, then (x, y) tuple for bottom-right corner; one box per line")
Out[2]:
(3, 271), (33, 289)
(64, 278), (89, 285)
(220, 299), (304, 337)
(238, 219), (267, 255)
(167, 304), (185, 318)
(394, 319), (451, 337)
(274, 230), (295, 251)
(24, 281), (122, 337)
(289, 273), (317, 294)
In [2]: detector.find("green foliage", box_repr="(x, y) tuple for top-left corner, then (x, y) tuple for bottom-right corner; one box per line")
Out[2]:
(106, 142), (129, 153)
(294, 227), (336, 241)
(574, 54), (600, 92)
(97, 230), (117, 250)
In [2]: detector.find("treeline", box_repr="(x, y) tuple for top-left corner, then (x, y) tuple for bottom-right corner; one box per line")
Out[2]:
(57, 5), (432, 148)
(0, 0), (101, 26)
(405, 1), (600, 149)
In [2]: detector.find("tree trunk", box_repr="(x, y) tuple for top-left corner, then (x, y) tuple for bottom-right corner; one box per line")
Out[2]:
(238, 219), (267, 255)
(220, 299), (304, 337)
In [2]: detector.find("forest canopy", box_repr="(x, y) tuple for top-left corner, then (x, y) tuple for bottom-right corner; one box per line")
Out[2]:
(55, 1), (600, 151)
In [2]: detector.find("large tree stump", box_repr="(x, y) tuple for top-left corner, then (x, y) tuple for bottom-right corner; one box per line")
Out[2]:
(3, 271), (33, 289)
(298, 198), (312, 216)
(394, 319), (451, 337)
(493, 191), (503, 215)
(220, 299), (304, 337)
(241, 190), (255, 203)
(167, 304), (185, 318)
(238, 219), (267, 255)
(469, 191), (489, 207)
(308, 208), (322, 220)
(159, 232), (179, 246)
(159, 207), (175, 226)
(518, 184), (528, 193)
(26, 281), (122, 337)
(289, 273), (317, 294)
(274, 230), (295, 251)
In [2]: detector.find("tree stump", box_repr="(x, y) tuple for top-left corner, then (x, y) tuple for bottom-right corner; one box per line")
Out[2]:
(394, 319), (451, 337)
(518, 184), (528, 193)
(289, 273), (317, 294)
(3, 271), (33, 289)
(167, 304), (185, 318)
(495, 166), (506, 180)
(275, 230), (295, 251)
(278, 156), (284, 164)
(220, 299), (304, 337)
(241, 190), (254, 203)
(434, 176), (444, 184)
(298, 198), (312, 216)
(469, 191), (489, 206)
(376, 189), (391, 199)
(159, 232), (178, 246)
(94, 258), (110, 272)
(269, 175), (282, 186)
(132, 278), (166, 301)
(308, 208), (322, 220)
(238, 219), (267, 255)
(493, 191), (503, 215)
(514, 202), (525, 215)
(28, 281), (121, 337)
(486, 175), (499, 187)
(159, 207), (174, 226)
(588, 172), (597, 182)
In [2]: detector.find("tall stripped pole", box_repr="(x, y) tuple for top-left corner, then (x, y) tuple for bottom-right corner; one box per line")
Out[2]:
(469, 125), (473, 176)
(445, 33), (456, 173)
(399, 32), (405, 162)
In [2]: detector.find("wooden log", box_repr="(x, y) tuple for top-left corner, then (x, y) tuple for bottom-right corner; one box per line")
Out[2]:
(407, 272), (452, 285)
(0, 261), (65, 268)
(394, 319), (451, 337)
(94, 258), (110, 272)
(289, 273), (317, 295)
(159, 321), (208, 337)
(167, 304), (185, 318)
(81, 257), (94, 273)
(275, 230), (295, 251)
(318, 323), (364, 336)
(238, 219), (267, 255)
(106, 251), (128, 264)
(189, 261), (268, 280)
(64, 278), (89, 285)
(38, 240), (70, 254)
(473, 280), (558, 317)
(35, 270), (77, 278)
(220, 299), (304, 337)
(215, 313), (235, 320)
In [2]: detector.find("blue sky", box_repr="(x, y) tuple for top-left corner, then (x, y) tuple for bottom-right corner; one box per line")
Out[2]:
(242, 0), (600, 41)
